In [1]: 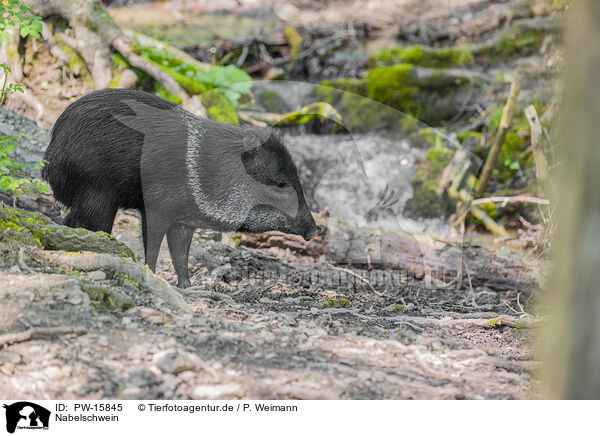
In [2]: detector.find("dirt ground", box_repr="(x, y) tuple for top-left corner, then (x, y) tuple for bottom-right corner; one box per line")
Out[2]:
(0, 211), (540, 400)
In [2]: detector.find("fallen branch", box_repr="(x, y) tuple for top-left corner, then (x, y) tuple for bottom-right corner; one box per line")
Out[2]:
(0, 326), (87, 348)
(525, 104), (550, 183)
(442, 149), (509, 236)
(327, 263), (395, 299)
(475, 81), (521, 198)
(472, 195), (549, 206)
(112, 36), (188, 104)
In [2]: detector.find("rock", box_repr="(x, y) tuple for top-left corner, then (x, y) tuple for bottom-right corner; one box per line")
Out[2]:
(191, 383), (243, 399)
(126, 344), (149, 361)
(153, 349), (196, 375)
(211, 263), (232, 278)
(62, 288), (89, 306)
(0, 206), (136, 259)
(0, 108), (50, 178)
(127, 368), (160, 388)
(127, 307), (173, 325)
(87, 270), (107, 281)
(0, 351), (22, 365)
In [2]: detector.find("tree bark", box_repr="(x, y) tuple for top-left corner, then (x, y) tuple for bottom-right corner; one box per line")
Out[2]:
(545, 0), (600, 399)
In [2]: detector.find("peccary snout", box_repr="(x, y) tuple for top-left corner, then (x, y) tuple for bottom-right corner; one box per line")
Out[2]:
(303, 224), (322, 241)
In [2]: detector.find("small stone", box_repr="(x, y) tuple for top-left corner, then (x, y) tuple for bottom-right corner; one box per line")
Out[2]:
(211, 263), (232, 278)
(191, 383), (242, 400)
(153, 349), (196, 375)
(126, 344), (148, 360)
(357, 370), (370, 381)
(127, 368), (160, 388)
(62, 288), (89, 306)
(87, 270), (107, 281)
(0, 351), (21, 365)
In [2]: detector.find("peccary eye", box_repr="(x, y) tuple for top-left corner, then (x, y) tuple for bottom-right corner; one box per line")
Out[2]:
(275, 180), (287, 188)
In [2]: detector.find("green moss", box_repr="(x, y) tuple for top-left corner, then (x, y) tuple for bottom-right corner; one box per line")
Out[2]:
(388, 303), (404, 313)
(0, 206), (136, 259)
(201, 91), (239, 125)
(78, 279), (135, 311)
(404, 141), (453, 218)
(314, 78), (367, 104)
(487, 317), (523, 329)
(277, 102), (342, 126)
(154, 82), (183, 105)
(370, 45), (473, 68)
(334, 93), (385, 131)
(115, 272), (139, 288)
(315, 66), (421, 130)
(324, 297), (352, 308)
(259, 89), (290, 113)
(284, 27), (302, 64)
(456, 130), (482, 144)
(365, 64), (420, 116)
(56, 42), (92, 84)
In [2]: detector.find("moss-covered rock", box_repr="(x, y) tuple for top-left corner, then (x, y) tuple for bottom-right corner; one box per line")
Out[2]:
(370, 45), (474, 68)
(0, 206), (136, 259)
(259, 89), (290, 114)
(365, 64), (420, 115)
(78, 279), (135, 311)
(474, 17), (562, 60)
(404, 142), (454, 218)
(315, 64), (486, 128)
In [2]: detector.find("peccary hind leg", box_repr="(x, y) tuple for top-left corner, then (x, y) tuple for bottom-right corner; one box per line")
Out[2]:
(142, 210), (171, 275)
(167, 224), (194, 288)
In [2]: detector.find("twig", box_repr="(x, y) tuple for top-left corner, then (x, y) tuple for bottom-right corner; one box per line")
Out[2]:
(475, 81), (521, 198)
(327, 264), (394, 299)
(0, 327), (87, 348)
(472, 195), (549, 206)
(525, 104), (550, 183)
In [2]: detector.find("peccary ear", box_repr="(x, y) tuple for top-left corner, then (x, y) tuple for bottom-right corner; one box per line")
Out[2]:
(242, 132), (261, 152)
(241, 125), (274, 152)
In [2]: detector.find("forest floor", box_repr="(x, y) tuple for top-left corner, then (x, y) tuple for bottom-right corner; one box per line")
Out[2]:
(1, 210), (540, 400)
(0, 0), (552, 400)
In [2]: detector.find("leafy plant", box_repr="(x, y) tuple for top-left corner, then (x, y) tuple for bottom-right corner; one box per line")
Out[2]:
(0, 134), (47, 206)
(0, 0), (46, 204)
(0, 0), (42, 42)
(0, 63), (22, 105)
(140, 46), (252, 105)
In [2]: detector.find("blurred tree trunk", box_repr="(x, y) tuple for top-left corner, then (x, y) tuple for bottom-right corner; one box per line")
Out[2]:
(546, 0), (600, 399)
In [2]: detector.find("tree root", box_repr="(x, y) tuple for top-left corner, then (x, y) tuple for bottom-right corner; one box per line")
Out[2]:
(0, 326), (87, 348)
(35, 250), (192, 313)
(21, 0), (205, 116)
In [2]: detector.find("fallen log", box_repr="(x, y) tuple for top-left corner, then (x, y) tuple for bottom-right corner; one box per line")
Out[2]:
(241, 219), (542, 293)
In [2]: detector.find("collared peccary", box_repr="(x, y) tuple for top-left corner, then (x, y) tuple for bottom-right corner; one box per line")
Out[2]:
(42, 88), (321, 287)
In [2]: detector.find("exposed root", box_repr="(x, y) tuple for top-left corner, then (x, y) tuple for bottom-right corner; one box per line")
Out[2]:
(0, 326), (87, 348)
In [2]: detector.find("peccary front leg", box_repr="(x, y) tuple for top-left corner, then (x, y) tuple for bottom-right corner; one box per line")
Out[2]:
(64, 190), (119, 233)
(167, 224), (194, 288)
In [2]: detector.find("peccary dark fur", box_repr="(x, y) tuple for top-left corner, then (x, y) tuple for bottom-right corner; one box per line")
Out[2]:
(43, 88), (320, 287)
